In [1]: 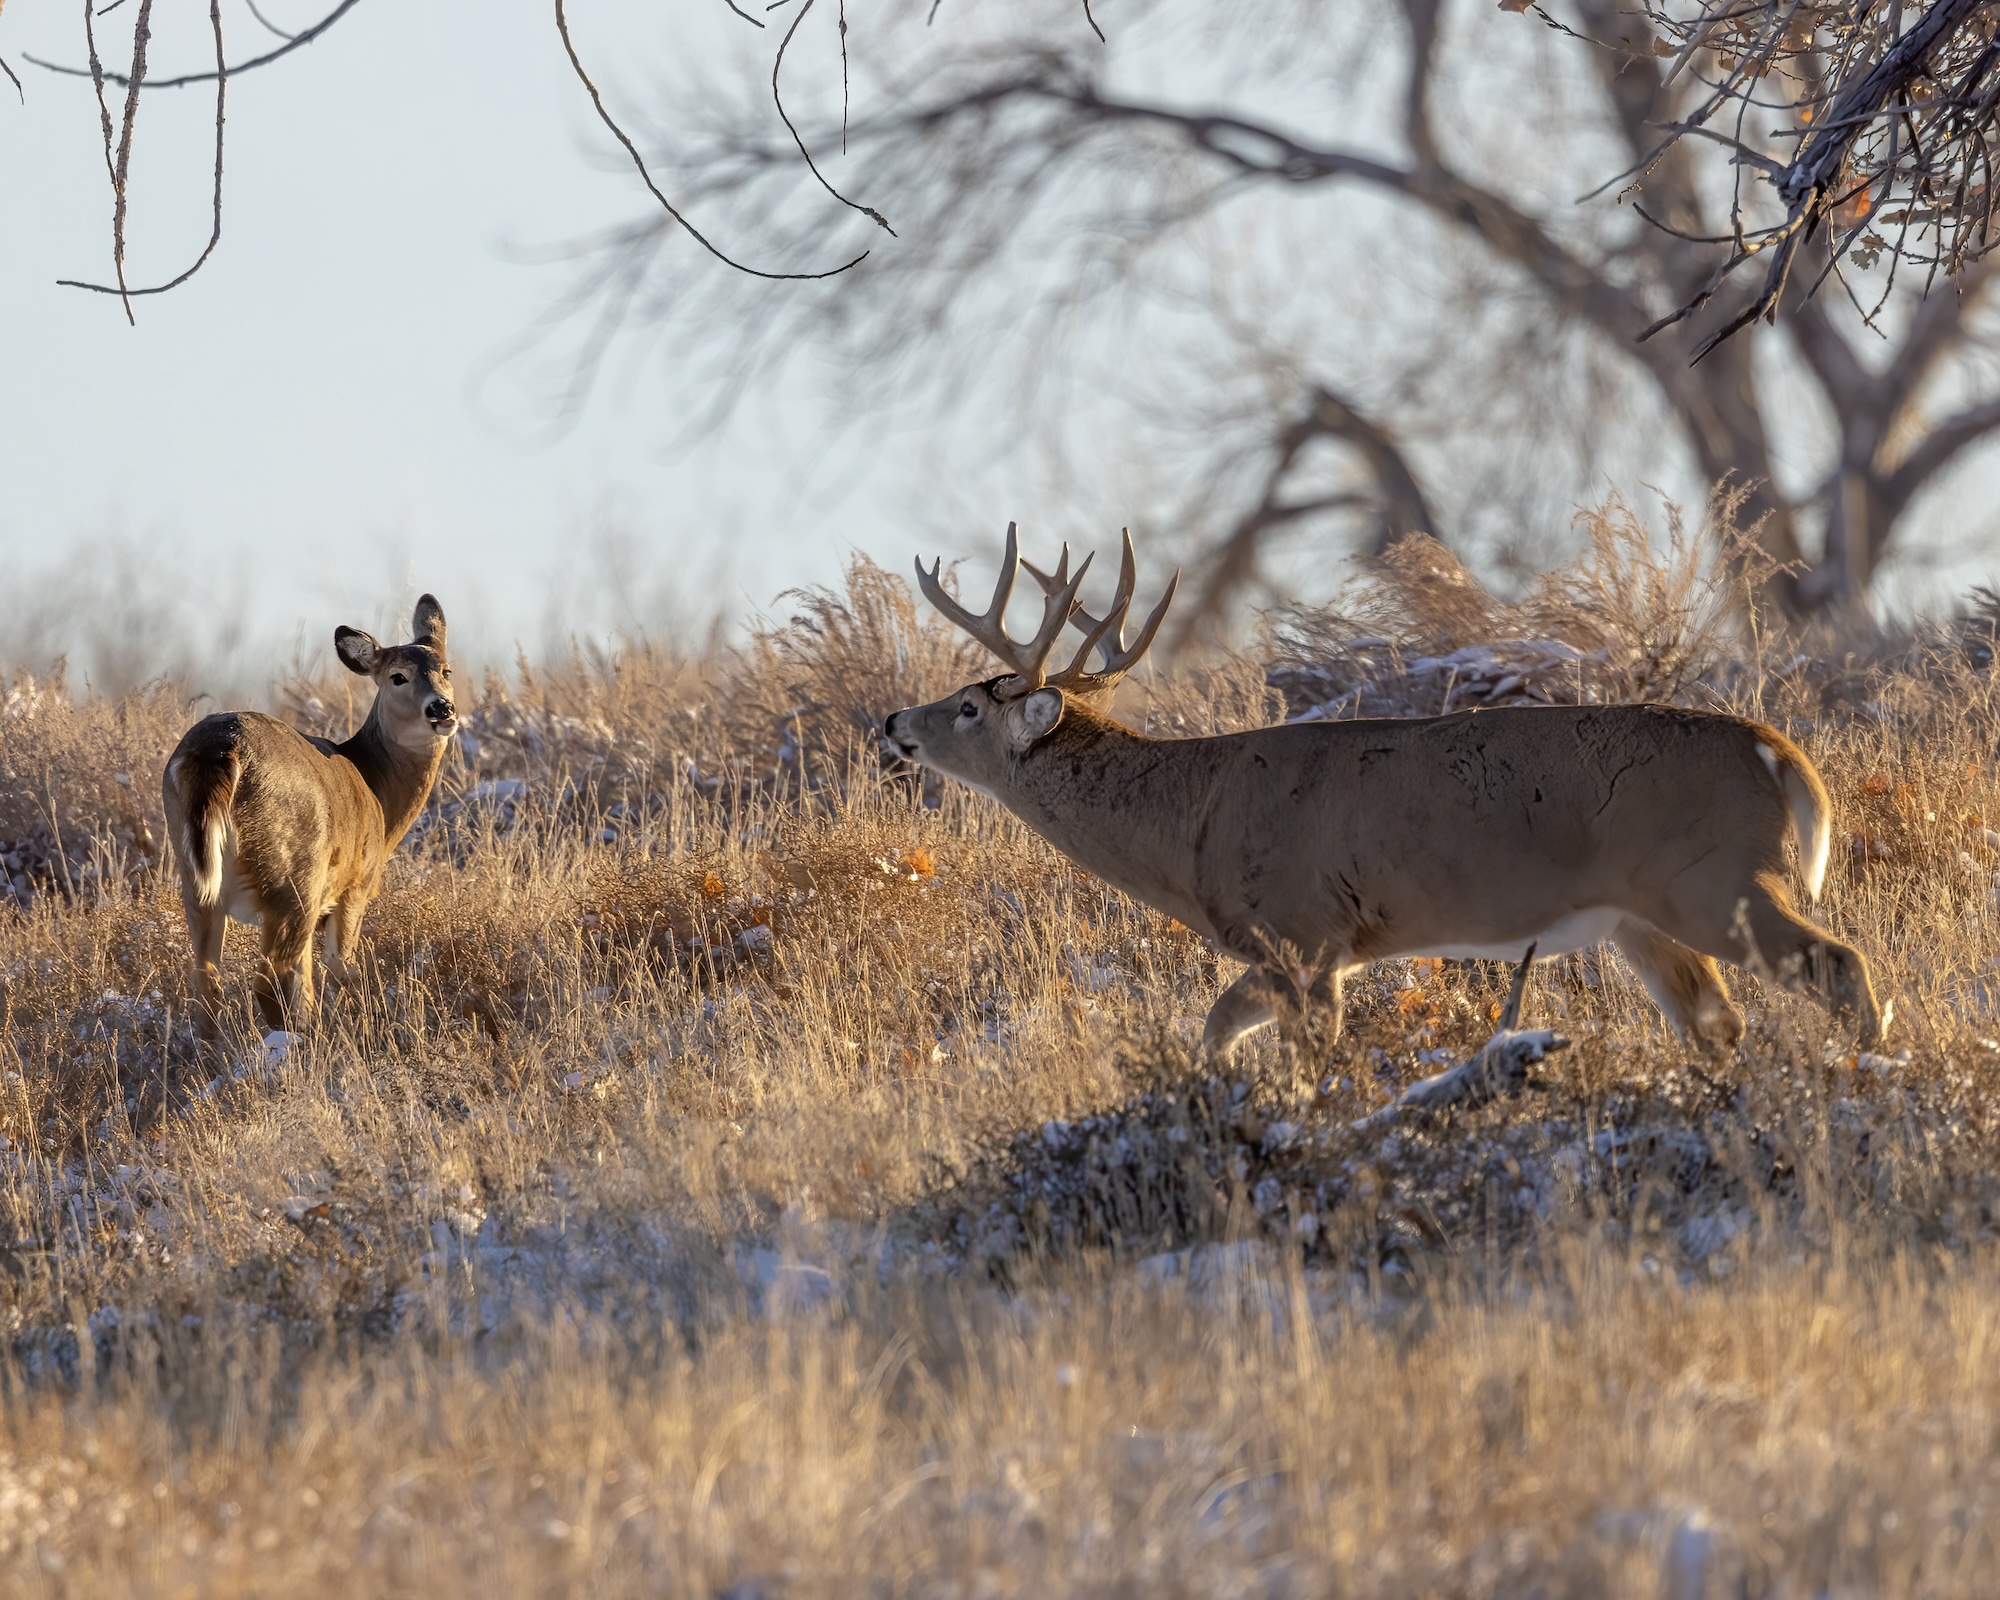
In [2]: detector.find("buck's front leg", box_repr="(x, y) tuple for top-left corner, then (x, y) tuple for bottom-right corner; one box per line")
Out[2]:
(1201, 966), (1286, 1061)
(1203, 964), (1343, 1063)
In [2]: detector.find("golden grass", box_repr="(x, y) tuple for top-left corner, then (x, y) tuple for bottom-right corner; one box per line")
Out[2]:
(4, 530), (2000, 1594)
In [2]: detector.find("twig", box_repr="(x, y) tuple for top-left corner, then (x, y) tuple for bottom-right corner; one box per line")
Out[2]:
(554, 0), (868, 281)
(1080, 0), (1105, 45)
(242, 0), (296, 40)
(107, 0), (157, 311)
(27, 0), (358, 88)
(719, 0), (765, 24)
(60, 0), (226, 302)
(81, 0), (144, 325)
(772, 0), (894, 234)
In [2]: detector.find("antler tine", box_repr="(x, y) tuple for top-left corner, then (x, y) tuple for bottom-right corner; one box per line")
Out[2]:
(1008, 547), (1093, 696)
(1024, 528), (1181, 696)
(1093, 556), (1179, 680)
(915, 521), (1027, 675)
(914, 523), (1094, 697)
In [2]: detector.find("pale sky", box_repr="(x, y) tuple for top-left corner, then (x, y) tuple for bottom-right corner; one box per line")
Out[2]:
(0, 0), (923, 684)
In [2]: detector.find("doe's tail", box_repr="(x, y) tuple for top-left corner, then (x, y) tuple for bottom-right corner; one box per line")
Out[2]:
(169, 747), (240, 908)
(1755, 734), (1832, 902)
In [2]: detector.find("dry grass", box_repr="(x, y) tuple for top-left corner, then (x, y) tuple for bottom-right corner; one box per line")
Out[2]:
(4, 522), (2000, 1594)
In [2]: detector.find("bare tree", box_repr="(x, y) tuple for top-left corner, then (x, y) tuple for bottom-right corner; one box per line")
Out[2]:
(547, 0), (2000, 624)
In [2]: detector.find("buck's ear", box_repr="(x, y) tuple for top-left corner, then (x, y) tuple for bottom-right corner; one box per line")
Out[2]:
(411, 594), (446, 652)
(335, 626), (381, 676)
(1008, 687), (1065, 748)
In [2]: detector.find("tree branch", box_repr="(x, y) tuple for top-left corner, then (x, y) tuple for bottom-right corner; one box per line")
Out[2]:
(1783, 287), (1874, 415)
(28, 0), (359, 89)
(1013, 72), (1652, 346)
(59, 0), (226, 303)
(1175, 383), (1437, 642)
(1884, 393), (2000, 508)
(1396, 0), (1441, 167)
(553, 0), (869, 283)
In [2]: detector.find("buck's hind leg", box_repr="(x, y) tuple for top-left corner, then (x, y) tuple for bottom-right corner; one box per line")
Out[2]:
(1612, 917), (1743, 1054)
(253, 890), (318, 1035)
(1665, 873), (1883, 1045)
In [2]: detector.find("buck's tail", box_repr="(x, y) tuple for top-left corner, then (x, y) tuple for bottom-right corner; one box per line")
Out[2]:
(168, 745), (240, 907)
(1755, 733), (1832, 902)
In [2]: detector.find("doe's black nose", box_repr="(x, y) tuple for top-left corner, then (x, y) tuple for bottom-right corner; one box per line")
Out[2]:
(425, 698), (453, 721)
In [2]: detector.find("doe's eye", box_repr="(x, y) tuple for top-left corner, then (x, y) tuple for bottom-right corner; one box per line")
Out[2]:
(390, 673), (408, 686)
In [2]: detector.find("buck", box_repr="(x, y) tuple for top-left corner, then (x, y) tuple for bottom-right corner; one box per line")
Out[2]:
(884, 528), (1883, 1058)
(163, 596), (458, 1042)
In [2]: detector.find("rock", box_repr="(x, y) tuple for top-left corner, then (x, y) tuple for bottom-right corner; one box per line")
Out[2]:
(1352, 1028), (1570, 1131)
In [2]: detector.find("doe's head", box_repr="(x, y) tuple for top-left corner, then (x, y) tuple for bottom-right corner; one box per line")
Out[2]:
(335, 594), (457, 751)
(883, 525), (1175, 789)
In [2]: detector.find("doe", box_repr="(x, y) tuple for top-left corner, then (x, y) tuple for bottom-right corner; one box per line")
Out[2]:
(163, 595), (458, 1041)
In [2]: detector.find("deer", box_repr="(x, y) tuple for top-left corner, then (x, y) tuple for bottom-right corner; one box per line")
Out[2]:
(162, 595), (458, 1044)
(883, 527), (1883, 1062)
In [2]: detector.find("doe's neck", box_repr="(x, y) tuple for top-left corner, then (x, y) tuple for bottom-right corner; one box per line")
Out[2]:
(335, 705), (446, 849)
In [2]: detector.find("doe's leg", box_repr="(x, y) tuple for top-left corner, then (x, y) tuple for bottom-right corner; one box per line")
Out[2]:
(181, 885), (228, 1045)
(320, 891), (368, 994)
(254, 889), (318, 1035)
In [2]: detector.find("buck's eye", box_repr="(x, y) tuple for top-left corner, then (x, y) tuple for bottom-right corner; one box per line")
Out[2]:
(390, 673), (408, 686)
(959, 700), (977, 718)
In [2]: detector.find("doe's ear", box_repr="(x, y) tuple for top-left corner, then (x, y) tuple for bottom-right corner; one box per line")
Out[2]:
(411, 594), (447, 652)
(335, 626), (381, 676)
(1007, 686), (1065, 749)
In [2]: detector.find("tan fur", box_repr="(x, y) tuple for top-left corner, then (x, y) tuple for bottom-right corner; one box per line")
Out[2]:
(887, 540), (1881, 1057)
(162, 596), (457, 1042)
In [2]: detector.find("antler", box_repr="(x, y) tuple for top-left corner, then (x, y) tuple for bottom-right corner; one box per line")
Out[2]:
(914, 522), (1095, 699)
(1021, 528), (1180, 700)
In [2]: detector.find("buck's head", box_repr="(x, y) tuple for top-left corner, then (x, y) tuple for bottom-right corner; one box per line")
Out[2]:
(884, 526), (1176, 791)
(335, 594), (458, 753)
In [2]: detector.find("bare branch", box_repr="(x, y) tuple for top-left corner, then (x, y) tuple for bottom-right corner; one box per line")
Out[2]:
(28, 0), (359, 88)
(1885, 392), (2000, 506)
(1176, 383), (1439, 641)
(59, 0), (227, 303)
(1621, 0), (2000, 350)
(553, 0), (870, 282)
(1001, 71), (1652, 343)
(242, 0), (297, 41)
(772, 0), (893, 234)
(1397, 0), (1441, 166)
